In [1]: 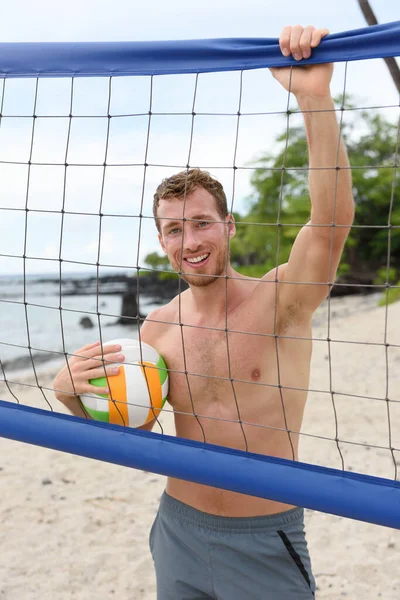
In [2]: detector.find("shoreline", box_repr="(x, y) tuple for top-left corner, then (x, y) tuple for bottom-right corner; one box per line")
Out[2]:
(1, 290), (384, 380)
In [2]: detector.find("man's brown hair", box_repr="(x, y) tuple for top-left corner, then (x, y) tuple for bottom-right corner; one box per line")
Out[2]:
(153, 168), (228, 231)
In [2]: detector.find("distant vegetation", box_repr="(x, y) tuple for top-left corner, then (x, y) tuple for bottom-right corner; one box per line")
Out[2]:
(145, 97), (400, 304)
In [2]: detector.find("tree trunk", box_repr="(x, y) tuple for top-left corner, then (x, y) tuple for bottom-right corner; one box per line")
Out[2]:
(357, 0), (400, 94)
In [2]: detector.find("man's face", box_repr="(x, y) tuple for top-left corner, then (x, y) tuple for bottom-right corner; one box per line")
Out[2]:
(157, 187), (235, 287)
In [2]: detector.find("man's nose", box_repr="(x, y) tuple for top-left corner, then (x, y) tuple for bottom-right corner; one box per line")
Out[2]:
(183, 225), (200, 250)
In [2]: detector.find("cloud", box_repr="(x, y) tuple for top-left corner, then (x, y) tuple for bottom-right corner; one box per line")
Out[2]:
(42, 244), (59, 258)
(84, 231), (114, 255)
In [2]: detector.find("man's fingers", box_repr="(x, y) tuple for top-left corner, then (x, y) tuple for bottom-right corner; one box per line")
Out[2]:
(279, 26), (292, 57)
(71, 342), (121, 362)
(299, 26), (316, 59)
(82, 354), (125, 372)
(85, 364), (121, 381)
(82, 342), (100, 348)
(70, 341), (101, 360)
(81, 384), (111, 396)
(280, 26), (330, 59)
(311, 28), (330, 48)
(288, 25), (304, 60)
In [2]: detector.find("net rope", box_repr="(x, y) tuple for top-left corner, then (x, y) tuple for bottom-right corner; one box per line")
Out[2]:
(0, 23), (400, 528)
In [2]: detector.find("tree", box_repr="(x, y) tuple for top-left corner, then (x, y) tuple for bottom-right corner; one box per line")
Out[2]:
(230, 123), (311, 277)
(144, 251), (171, 271)
(231, 100), (400, 287)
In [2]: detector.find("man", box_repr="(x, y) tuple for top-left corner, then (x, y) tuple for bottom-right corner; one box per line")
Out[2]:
(54, 25), (354, 600)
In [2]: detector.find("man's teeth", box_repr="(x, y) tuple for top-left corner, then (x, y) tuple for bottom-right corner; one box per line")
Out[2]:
(186, 254), (209, 264)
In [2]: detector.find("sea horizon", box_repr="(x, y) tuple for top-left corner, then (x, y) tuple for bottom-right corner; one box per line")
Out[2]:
(0, 271), (158, 378)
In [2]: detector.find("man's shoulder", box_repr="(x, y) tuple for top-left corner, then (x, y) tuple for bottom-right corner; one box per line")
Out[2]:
(247, 263), (288, 304)
(145, 301), (176, 325)
(256, 263), (315, 330)
(259, 263), (288, 284)
(140, 294), (183, 342)
(249, 262), (311, 330)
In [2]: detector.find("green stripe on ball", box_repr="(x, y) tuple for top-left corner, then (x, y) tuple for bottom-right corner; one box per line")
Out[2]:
(156, 355), (168, 385)
(83, 406), (109, 422)
(89, 375), (109, 399)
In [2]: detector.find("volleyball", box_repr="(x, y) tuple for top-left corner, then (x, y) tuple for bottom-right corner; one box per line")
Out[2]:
(82, 338), (168, 428)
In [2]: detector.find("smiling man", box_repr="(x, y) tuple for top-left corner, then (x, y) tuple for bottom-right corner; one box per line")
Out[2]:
(55, 25), (355, 600)
(154, 174), (232, 287)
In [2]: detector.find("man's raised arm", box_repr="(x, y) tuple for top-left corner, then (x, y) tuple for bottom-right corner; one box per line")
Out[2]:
(269, 25), (355, 315)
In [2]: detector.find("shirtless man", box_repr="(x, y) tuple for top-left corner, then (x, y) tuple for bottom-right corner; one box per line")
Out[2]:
(54, 25), (354, 600)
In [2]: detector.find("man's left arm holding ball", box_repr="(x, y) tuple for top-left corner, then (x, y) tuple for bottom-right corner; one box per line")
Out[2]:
(53, 341), (123, 418)
(53, 308), (164, 431)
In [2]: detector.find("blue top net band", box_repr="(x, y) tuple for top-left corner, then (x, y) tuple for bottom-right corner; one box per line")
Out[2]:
(1, 400), (399, 529)
(0, 20), (399, 78)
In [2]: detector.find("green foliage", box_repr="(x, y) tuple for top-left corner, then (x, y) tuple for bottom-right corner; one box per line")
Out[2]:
(158, 271), (180, 281)
(378, 283), (400, 306)
(144, 252), (171, 271)
(374, 267), (398, 285)
(232, 262), (271, 279)
(230, 122), (314, 273)
(232, 97), (400, 284)
(344, 110), (400, 274)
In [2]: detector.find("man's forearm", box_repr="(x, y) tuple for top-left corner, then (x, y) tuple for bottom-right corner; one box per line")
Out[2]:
(56, 391), (90, 418)
(298, 94), (355, 230)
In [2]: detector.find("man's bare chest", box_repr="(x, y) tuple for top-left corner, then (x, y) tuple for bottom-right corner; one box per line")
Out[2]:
(156, 311), (276, 407)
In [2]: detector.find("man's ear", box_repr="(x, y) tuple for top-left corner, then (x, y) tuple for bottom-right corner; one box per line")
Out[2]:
(226, 213), (236, 239)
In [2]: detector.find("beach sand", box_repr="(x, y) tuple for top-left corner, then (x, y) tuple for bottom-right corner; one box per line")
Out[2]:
(0, 294), (399, 599)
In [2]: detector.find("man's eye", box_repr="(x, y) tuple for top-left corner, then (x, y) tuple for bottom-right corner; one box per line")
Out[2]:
(197, 221), (209, 228)
(169, 228), (181, 235)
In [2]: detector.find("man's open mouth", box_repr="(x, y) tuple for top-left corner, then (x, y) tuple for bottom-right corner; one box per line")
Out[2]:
(183, 253), (210, 268)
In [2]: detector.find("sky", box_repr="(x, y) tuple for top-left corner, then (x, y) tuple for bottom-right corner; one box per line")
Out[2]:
(0, 0), (399, 277)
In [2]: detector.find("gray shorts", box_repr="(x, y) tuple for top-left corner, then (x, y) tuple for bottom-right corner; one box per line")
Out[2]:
(149, 492), (316, 600)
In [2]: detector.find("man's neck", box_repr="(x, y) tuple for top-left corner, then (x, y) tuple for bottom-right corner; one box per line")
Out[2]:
(184, 266), (245, 322)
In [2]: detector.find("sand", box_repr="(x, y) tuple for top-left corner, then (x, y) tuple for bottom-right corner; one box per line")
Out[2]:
(0, 294), (399, 599)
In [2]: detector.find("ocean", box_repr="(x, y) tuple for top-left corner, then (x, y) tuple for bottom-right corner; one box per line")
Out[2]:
(0, 272), (158, 379)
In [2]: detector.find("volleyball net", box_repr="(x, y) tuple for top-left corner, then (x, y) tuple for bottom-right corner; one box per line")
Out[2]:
(0, 21), (400, 529)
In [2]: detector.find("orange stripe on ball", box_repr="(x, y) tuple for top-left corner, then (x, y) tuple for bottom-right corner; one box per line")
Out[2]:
(140, 361), (163, 424)
(108, 367), (129, 426)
